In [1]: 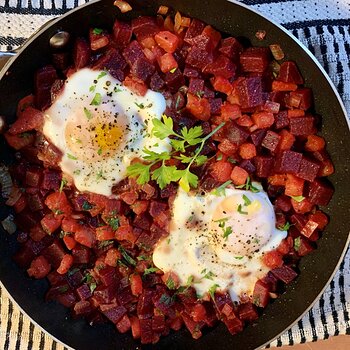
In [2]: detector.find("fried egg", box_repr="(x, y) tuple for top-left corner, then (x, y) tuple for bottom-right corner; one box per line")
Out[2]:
(152, 185), (287, 302)
(43, 68), (169, 196)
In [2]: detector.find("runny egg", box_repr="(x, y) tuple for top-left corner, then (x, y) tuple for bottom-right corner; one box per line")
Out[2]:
(43, 68), (169, 196)
(152, 185), (287, 302)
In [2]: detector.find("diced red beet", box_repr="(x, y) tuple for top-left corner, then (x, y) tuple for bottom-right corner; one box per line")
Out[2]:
(262, 130), (281, 153)
(297, 237), (315, 256)
(137, 289), (154, 319)
(240, 47), (270, 73)
(297, 157), (320, 182)
(27, 193), (44, 212)
(203, 55), (236, 79)
(56, 291), (77, 308)
(254, 156), (274, 178)
(236, 76), (263, 109)
(307, 179), (334, 206)
(275, 150), (302, 174)
(183, 65), (202, 78)
(72, 245), (91, 264)
(34, 65), (58, 110)
(42, 240), (66, 269)
(93, 48), (127, 73)
(113, 19), (132, 47)
(41, 170), (61, 191)
(131, 57), (155, 81)
(89, 29), (110, 51)
(289, 116), (315, 136)
(278, 61), (304, 85)
(290, 213), (308, 232)
(164, 69), (185, 93)
(139, 318), (153, 344)
(100, 304), (127, 324)
(99, 266), (119, 287)
(123, 40), (146, 66)
(219, 37), (243, 61)
(93, 285), (116, 304)
(186, 46), (214, 69)
(289, 88), (313, 110)
(188, 78), (204, 95)
(250, 129), (267, 146)
(132, 16), (159, 41)
(252, 280), (270, 308)
(73, 38), (91, 69)
(76, 284), (93, 301)
(274, 195), (292, 212)
(184, 19), (206, 45)
(150, 72), (165, 91)
(223, 120), (250, 145)
(239, 159), (256, 174)
(300, 219), (319, 238)
(209, 97), (223, 114)
(238, 303), (259, 321)
(27, 255), (51, 279)
(271, 265), (298, 284)
(224, 316), (244, 335)
(181, 312), (203, 339)
(149, 201), (168, 218)
(73, 300), (92, 317)
(275, 111), (289, 129)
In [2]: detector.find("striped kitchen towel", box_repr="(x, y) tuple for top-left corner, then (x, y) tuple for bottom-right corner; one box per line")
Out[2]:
(0, 0), (349, 349)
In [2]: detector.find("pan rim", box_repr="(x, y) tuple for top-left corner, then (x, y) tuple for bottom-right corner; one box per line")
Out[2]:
(0, 0), (349, 349)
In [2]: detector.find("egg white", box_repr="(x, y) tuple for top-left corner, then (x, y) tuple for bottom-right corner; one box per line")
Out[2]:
(152, 185), (287, 302)
(43, 68), (169, 196)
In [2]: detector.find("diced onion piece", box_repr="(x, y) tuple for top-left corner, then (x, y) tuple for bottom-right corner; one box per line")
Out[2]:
(157, 5), (169, 15)
(270, 44), (285, 61)
(113, 0), (132, 13)
(2, 214), (16, 234)
(181, 17), (191, 27)
(0, 165), (13, 198)
(174, 11), (182, 33)
(164, 15), (174, 32)
(255, 30), (266, 41)
(5, 186), (22, 206)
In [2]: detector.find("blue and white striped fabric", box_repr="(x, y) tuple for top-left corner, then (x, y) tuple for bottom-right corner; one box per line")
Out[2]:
(0, 0), (349, 349)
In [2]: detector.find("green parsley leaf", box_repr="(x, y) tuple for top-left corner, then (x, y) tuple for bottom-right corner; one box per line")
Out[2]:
(151, 164), (182, 189)
(152, 115), (176, 140)
(108, 217), (119, 231)
(170, 139), (186, 152)
(96, 170), (104, 180)
(166, 276), (176, 290)
(137, 255), (150, 261)
(291, 195), (305, 203)
(294, 237), (301, 251)
(126, 163), (152, 185)
(223, 226), (233, 239)
(242, 194), (251, 206)
(236, 176), (259, 193)
(53, 209), (64, 215)
(84, 107), (93, 120)
(211, 180), (232, 196)
(67, 153), (77, 160)
(216, 154), (223, 161)
(202, 270), (215, 280)
(90, 93), (102, 106)
(277, 221), (292, 231)
(180, 125), (203, 146)
(97, 71), (107, 79)
(119, 246), (136, 266)
(93, 28), (103, 35)
(178, 169), (198, 192)
(89, 85), (96, 92)
(208, 284), (220, 299)
(59, 178), (67, 193)
(237, 204), (248, 215)
(143, 267), (160, 275)
(234, 256), (244, 260)
(98, 240), (114, 249)
(214, 217), (229, 226)
(195, 155), (208, 166)
(89, 282), (97, 293)
(186, 275), (194, 286)
(97, 148), (102, 155)
(142, 149), (170, 162)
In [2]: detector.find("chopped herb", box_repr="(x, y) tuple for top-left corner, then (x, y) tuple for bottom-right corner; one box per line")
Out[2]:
(227, 157), (238, 164)
(253, 238), (260, 244)
(143, 267), (159, 275)
(214, 217), (233, 239)
(195, 90), (205, 98)
(211, 180), (232, 196)
(98, 240), (114, 249)
(90, 93), (102, 106)
(108, 217), (119, 231)
(242, 194), (251, 206)
(114, 86), (122, 93)
(84, 107), (93, 120)
(186, 275), (194, 286)
(237, 204), (248, 215)
(53, 209), (64, 215)
(119, 246), (136, 266)
(166, 238), (171, 244)
(97, 148), (102, 156)
(82, 201), (93, 211)
(59, 178), (67, 193)
(223, 226), (233, 239)
(97, 71), (107, 79)
(277, 221), (292, 231)
(96, 170), (104, 180)
(137, 255), (149, 261)
(159, 293), (174, 306)
(59, 230), (69, 239)
(214, 218), (229, 226)
(67, 153), (78, 160)
(166, 276), (176, 290)
(117, 260), (128, 268)
(202, 270), (215, 280)
(169, 67), (177, 73)
(135, 102), (145, 109)
(73, 169), (81, 175)
(93, 28), (103, 35)
(67, 267), (80, 277)
(89, 85), (96, 93)
(294, 236), (301, 251)
(291, 195), (305, 203)
(234, 256), (244, 260)
(216, 154), (223, 161)
(208, 284), (220, 299)
(175, 94), (182, 110)
(58, 285), (69, 293)
(89, 282), (97, 293)
(236, 176), (259, 193)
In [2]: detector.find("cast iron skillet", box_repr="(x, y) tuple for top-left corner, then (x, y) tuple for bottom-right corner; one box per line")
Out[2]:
(0, 0), (349, 349)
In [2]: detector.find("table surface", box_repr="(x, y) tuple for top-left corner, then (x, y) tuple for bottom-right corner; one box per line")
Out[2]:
(275, 335), (350, 350)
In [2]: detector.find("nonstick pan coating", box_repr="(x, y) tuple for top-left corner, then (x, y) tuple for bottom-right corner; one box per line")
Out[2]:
(0, 1), (349, 349)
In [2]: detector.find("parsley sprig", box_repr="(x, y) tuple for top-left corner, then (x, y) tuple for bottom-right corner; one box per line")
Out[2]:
(127, 115), (225, 192)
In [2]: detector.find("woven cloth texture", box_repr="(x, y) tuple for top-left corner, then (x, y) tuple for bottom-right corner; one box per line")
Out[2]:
(0, 0), (349, 349)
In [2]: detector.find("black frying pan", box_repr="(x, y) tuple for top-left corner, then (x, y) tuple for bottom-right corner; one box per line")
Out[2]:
(0, 0), (349, 349)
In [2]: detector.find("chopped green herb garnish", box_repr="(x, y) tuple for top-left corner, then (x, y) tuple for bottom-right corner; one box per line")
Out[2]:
(143, 267), (160, 275)
(170, 67), (177, 73)
(96, 170), (104, 180)
(237, 204), (248, 215)
(97, 148), (102, 155)
(108, 217), (119, 231)
(242, 194), (251, 206)
(119, 246), (136, 266)
(202, 270), (215, 280)
(291, 195), (305, 203)
(208, 284), (220, 299)
(59, 230), (70, 239)
(97, 71), (107, 79)
(234, 256), (244, 260)
(223, 226), (233, 239)
(253, 238), (260, 244)
(195, 90), (205, 98)
(228, 157), (238, 164)
(59, 178), (67, 193)
(214, 217), (233, 239)
(167, 238), (171, 244)
(89, 282), (97, 293)
(82, 200), (93, 211)
(135, 102), (145, 109)
(90, 93), (102, 106)
(277, 221), (292, 231)
(73, 169), (81, 175)
(159, 293), (174, 306)
(216, 154), (223, 161)
(186, 275), (194, 286)
(166, 276), (176, 289)
(53, 209), (64, 215)
(58, 285), (69, 293)
(137, 255), (150, 261)
(294, 236), (301, 251)
(114, 86), (122, 93)
(84, 107), (93, 120)
(211, 180), (232, 197)
(93, 28), (103, 35)
(236, 176), (259, 193)
(67, 153), (78, 160)
(67, 267), (80, 277)
(98, 240), (114, 249)
(89, 85), (96, 92)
